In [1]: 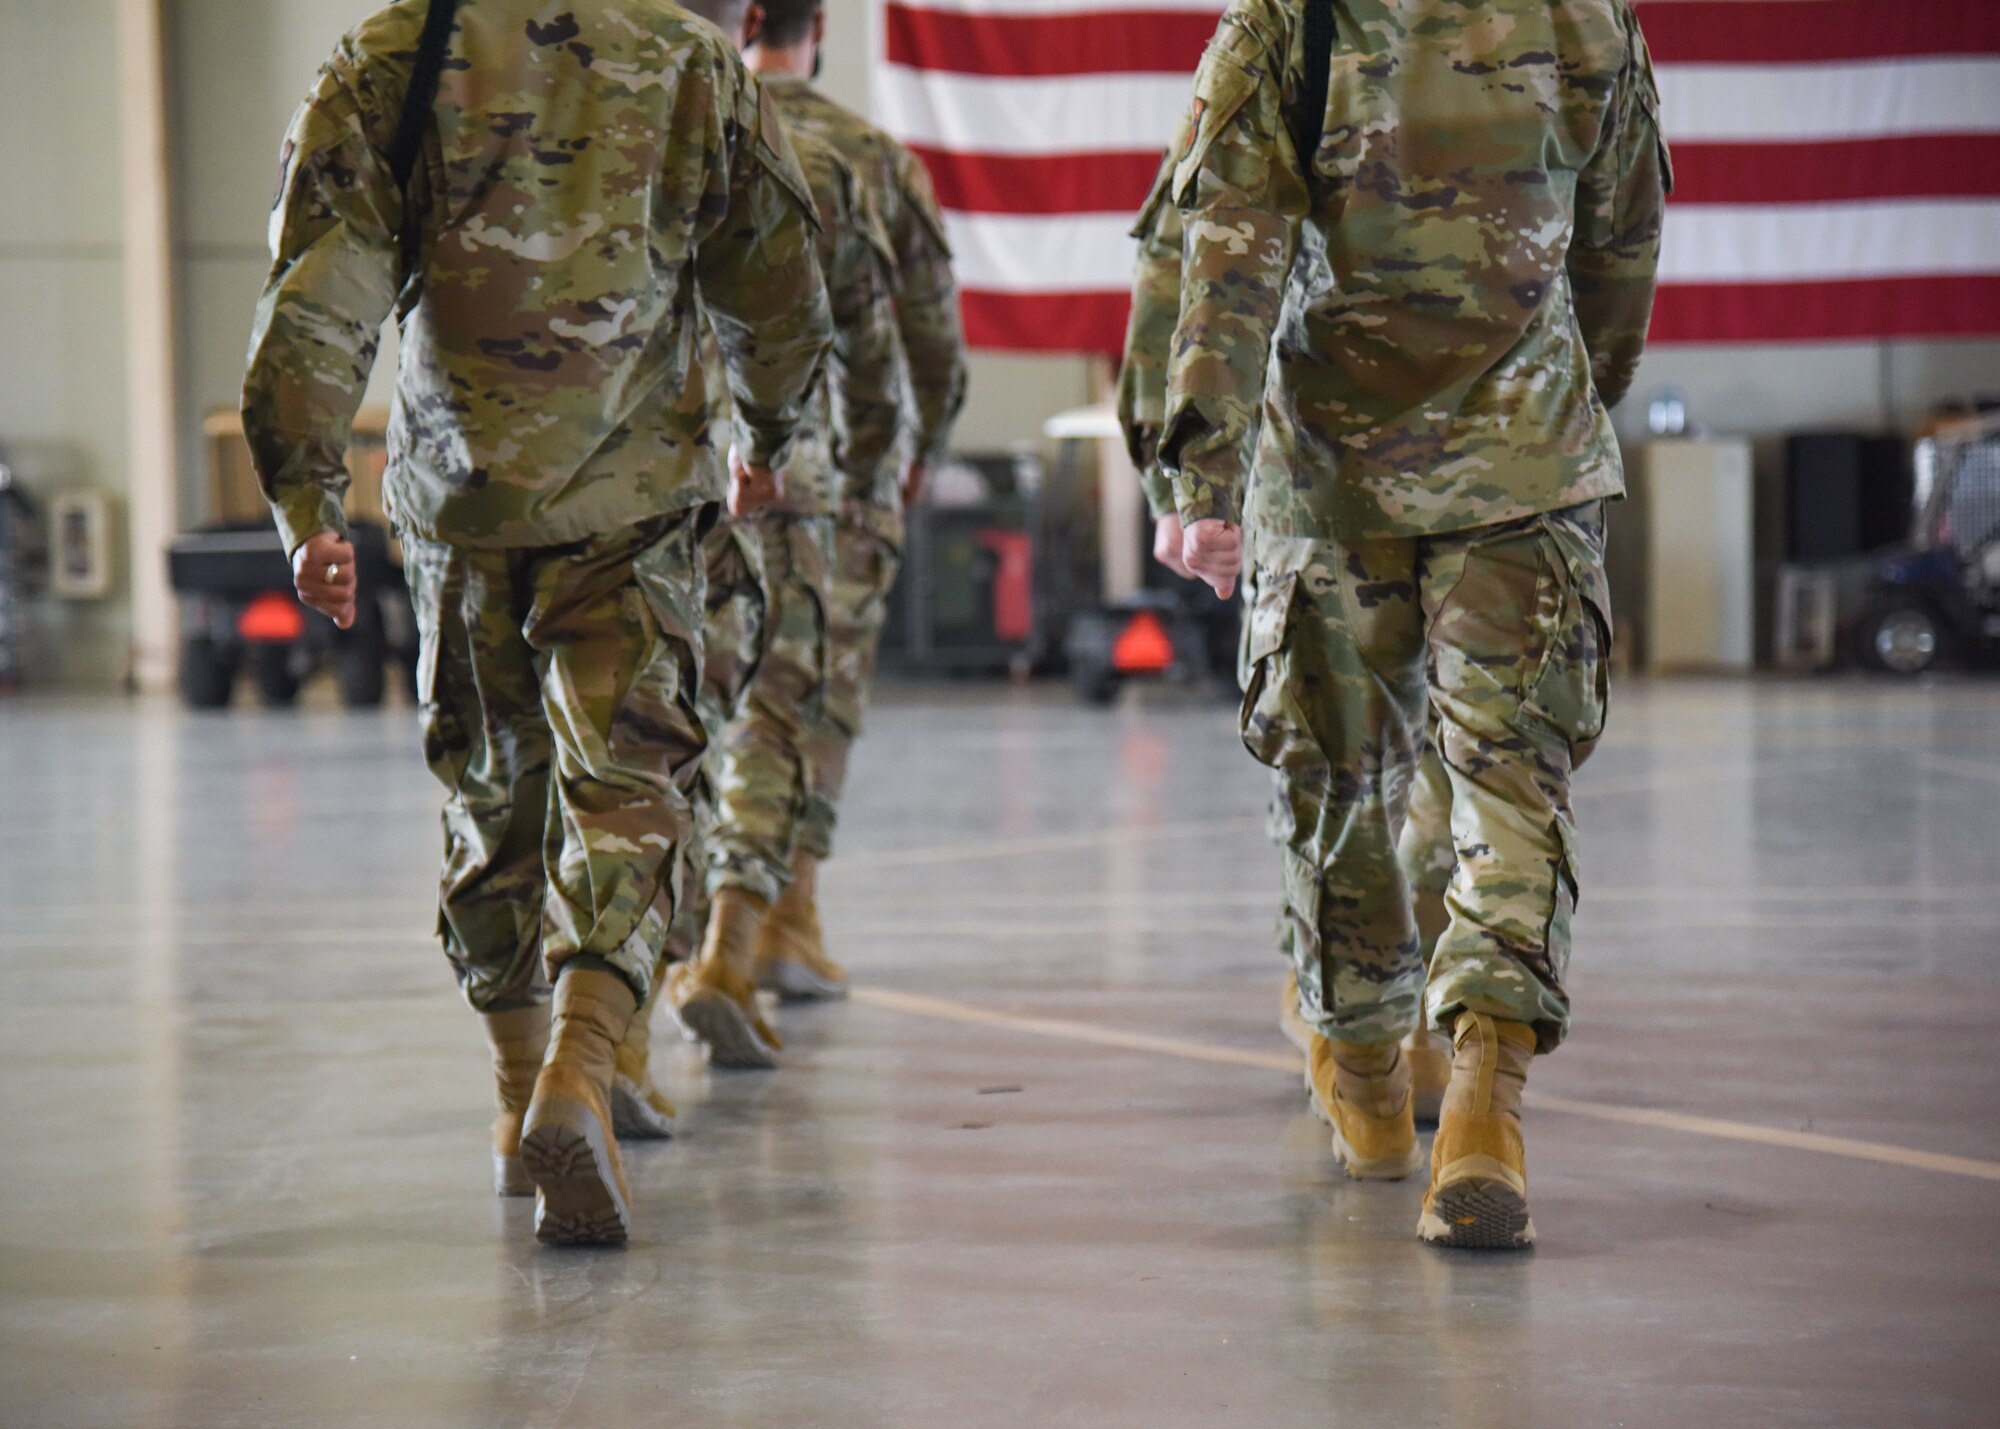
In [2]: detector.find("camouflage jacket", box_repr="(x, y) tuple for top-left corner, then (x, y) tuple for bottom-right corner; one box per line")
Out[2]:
(1116, 139), (1187, 522)
(243, 0), (833, 554)
(762, 76), (968, 507)
(1161, 0), (1671, 539)
(704, 125), (903, 517)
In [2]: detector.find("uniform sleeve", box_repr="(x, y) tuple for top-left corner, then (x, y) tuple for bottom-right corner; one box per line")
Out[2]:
(823, 186), (904, 505)
(1117, 143), (1186, 521)
(885, 143), (967, 470)
(1567, 8), (1671, 411)
(1159, 12), (1308, 528)
(697, 81), (836, 472)
(241, 62), (404, 557)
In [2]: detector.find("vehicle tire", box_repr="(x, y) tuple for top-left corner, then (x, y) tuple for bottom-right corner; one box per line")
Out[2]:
(1855, 601), (1949, 675)
(180, 636), (236, 710)
(1072, 659), (1119, 706)
(251, 642), (302, 707)
(335, 602), (389, 708)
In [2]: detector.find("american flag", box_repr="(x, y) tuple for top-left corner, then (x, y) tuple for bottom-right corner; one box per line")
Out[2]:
(872, 0), (2000, 353)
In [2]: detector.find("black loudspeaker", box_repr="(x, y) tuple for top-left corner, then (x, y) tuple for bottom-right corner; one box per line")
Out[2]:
(1784, 432), (1912, 561)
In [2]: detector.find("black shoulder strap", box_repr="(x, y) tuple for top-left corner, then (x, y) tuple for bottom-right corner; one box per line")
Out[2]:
(1295, 0), (1337, 175)
(388, 0), (459, 271)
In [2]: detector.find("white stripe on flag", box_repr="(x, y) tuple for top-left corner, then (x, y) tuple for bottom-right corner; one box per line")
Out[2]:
(943, 200), (2000, 295)
(1661, 199), (2000, 283)
(1658, 59), (2000, 143)
(881, 58), (2000, 162)
(943, 211), (1140, 291)
(877, 65), (1192, 155)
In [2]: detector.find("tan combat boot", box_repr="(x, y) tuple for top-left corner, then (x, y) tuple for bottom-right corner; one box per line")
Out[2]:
(1278, 968), (1313, 1056)
(668, 888), (783, 1069)
(520, 966), (639, 1246)
(482, 1004), (550, 1197)
(610, 984), (678, 1141)
(1404, 1021), (1453, 1126)
(1418, 1011), (1539, 1250)
(755, 851), (849, 1001)
(1305, 1033), (1423, 1180)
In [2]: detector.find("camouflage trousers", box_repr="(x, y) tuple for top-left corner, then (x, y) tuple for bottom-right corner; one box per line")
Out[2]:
(708, 512), (835, 904)
(1245, 503), (1609, 1052)
(662, 519), (770, 967)
(799, 509), (902, 860)
(404, 510), (711, 1012)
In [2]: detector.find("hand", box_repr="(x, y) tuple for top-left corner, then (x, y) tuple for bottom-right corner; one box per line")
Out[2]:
(900, 462), (928, 507)
(728, 446), (784, 517)
(1152, 513), (1193, 580)
(1181, 519), (1242, 601)
(292, 530), (358, 630)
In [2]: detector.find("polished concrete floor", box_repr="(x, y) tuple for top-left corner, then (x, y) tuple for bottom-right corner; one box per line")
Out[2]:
(2, 676), (1998, 1427)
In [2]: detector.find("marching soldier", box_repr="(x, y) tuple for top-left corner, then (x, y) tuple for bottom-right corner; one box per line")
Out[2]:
(243, 0), (832, 1244)
(1163, 0), (1669, 1246)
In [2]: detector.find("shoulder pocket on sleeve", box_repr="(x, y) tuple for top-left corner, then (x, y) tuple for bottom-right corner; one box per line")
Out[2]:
(1172, 42), (1264, 205)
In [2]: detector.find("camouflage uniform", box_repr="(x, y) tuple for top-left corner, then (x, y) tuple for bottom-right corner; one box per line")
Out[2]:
(707, 118), (906, 904)
(1162, 0), (1669, 1050)
(764, 76), (968, 864)
(243, 0), (832, 1008)
(1116, 138), (1188, 527)
(659, 520), (770, 969)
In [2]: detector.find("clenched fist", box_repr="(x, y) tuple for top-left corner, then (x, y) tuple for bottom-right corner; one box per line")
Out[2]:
(292, 530), (358, 630)
(728, 445), (785, 517)
(1181, 518), (1243, 601)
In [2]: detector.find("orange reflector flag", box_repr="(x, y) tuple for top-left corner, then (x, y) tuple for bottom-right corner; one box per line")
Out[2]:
(1111, 609), (1174, 673)
(238, 591), (307, 643)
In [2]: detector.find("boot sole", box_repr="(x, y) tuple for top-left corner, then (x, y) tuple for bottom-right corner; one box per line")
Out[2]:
(1419, 1173), (1535, 1250)
(671, 987), (780, 1070)
(762, 958), (849, 1003)
(609, 1075), (677, 1141)
(1305, 1068), (1423, 1181)
(520, 1094), (630, 1247)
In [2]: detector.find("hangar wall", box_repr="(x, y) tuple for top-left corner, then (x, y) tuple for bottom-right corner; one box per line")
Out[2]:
(2, 0), (1997, 688)
(0, 0), (134, 685)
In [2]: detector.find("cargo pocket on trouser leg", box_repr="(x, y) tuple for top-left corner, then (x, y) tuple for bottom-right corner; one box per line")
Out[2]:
(408, 537), (549, 1010)
(1238, 568), (1306, 772)
(700, 519), (768, 737)
(1423, 515), (1591, 1049)
(526, 513), (705, 996)
(1238, 542), (1425, 1044)
(1525, 502), (1612, 763)
(1518, 502), (1611, 1044)
(618, 514), (711, 987)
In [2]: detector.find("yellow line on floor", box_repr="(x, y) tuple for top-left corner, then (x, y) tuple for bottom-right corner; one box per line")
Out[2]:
(856, 988), (1299, 1074)
(853, 987), (2000, 1185)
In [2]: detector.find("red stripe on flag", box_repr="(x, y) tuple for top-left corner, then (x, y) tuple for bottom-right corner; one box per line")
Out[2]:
(956, 278), (2000, 356)
(1651, 275), (2000, 343)
(961, 289), (1132, 354)
(1670, 135), (2000, 205)
(1636, 1), (2000, 67)
(884, 1), (2000, 76)
(913, 137), (2000, 216)
(909, 144), (1163, 215)
(884, 4), (1214, 77)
